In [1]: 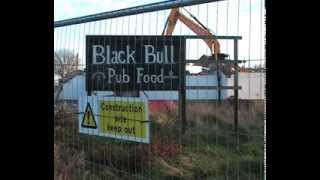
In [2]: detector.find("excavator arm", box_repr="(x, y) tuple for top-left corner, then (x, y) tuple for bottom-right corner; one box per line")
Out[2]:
(162, 7), (234, 102)
(162, 8), (221, 59)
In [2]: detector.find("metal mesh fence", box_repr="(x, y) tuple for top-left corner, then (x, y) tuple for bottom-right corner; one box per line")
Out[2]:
(54, 0), (265, 179)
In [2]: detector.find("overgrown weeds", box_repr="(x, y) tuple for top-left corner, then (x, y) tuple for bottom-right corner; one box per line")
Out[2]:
(54, 100), (264, 179)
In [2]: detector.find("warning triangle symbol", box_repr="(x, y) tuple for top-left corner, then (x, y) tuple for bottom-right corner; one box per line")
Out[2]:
(81, 103), (97, 129)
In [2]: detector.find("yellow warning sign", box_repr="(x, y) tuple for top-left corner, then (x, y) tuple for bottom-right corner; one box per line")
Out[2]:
(99, 99), (148, 139)
(81, 103), (97, 129)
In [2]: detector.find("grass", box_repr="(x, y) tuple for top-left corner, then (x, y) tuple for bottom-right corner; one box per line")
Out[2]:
(54, 100), (264, 179)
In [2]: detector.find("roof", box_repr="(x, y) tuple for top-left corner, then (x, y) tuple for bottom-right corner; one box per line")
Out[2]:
(60, 70), (84, 84)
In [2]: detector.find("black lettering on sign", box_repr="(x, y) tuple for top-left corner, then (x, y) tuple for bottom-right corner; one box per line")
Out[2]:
(86, 36), (186, 91)
(100, 103), (143, 113)
(114, 116), (127, 123)
(124, 127), (135, 135)
(107, 125), (122, 133)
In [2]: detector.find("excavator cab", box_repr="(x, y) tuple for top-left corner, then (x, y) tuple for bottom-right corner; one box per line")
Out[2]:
(198, 53), (234, 77)
(212, 53), (229, 60)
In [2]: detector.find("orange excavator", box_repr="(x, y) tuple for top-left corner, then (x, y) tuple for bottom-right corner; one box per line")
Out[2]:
(162, 7), (232, 75)
(162, 7), (233, 101)
(162, 8), (221, 59)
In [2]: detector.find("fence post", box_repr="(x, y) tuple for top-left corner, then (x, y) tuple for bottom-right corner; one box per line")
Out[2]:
(179, 38), (187, 135)
(216, 58), (222, 102)
(234, 39), (239, 133)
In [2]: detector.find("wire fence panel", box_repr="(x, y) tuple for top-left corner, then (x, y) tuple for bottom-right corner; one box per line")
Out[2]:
(54, 0), (265, 179)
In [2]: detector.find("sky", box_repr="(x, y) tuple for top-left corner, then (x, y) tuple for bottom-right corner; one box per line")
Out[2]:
(54, 0), (164, 21)
(54, 0), (265, 72)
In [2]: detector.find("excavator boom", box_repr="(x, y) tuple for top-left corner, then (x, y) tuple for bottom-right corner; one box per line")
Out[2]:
(162, 7), (233, 102)
(163, 8), (221, 58)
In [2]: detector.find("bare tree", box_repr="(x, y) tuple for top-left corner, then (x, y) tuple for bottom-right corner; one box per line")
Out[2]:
(54, 49), (80, 104)
(54, 49), (79, 78)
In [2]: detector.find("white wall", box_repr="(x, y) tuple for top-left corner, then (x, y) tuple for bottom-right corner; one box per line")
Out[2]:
(60, 72), (265, 100)
(226, 72), (265, 100)
(60, 75), (86, 100)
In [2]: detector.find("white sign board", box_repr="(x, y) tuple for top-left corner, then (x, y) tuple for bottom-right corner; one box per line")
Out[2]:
(79, 96), (150, 143)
